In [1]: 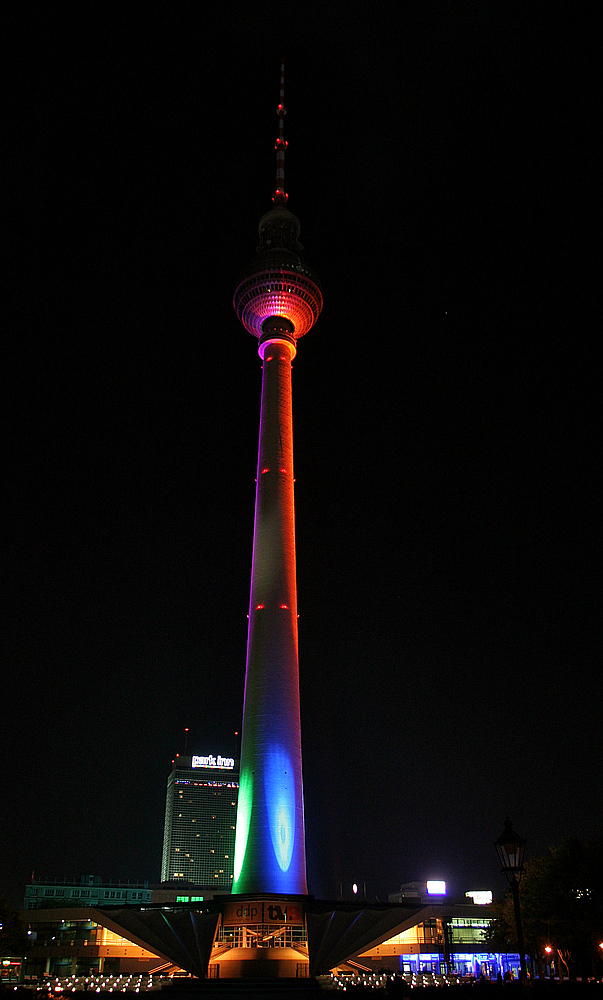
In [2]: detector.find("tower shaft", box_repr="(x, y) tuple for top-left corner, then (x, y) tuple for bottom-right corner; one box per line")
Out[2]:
(233, 336), (307, 894)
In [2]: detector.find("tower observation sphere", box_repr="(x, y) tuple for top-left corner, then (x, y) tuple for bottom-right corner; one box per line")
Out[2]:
(231, 60), (320, 897)
(233, 207), (323, 346)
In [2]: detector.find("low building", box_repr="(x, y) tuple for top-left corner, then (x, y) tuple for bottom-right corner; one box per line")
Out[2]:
(388, 881), (447, 905)
(24, 876), (234, 913)
(24, 876), (153, 910)
(20, 896), (525, 982)
(355, 902), (519, 979)
(149, 880), (223, 904)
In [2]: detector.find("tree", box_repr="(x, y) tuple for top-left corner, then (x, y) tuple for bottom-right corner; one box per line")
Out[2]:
(487, 836), (603, 981)
(0, 898), (28, 957)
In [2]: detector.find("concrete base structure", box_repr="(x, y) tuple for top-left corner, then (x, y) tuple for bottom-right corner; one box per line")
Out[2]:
(211, 949), (309, 980)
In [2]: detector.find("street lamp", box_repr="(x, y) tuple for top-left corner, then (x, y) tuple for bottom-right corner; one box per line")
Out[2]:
(494, 817), (528, 985)
(544, 945), (553, 979)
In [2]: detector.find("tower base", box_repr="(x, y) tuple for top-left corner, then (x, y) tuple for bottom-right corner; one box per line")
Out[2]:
(208, 894), (309, 979)
(210, 948), (309, 979)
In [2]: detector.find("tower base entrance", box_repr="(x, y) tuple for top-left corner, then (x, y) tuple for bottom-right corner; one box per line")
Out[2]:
(210, 949), (309, 979)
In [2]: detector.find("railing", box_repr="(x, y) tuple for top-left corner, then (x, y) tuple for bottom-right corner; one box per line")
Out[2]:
(216, 923), (307, 949)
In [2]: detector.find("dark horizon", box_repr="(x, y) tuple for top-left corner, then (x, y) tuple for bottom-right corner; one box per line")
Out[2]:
(3, 5), (599, 910)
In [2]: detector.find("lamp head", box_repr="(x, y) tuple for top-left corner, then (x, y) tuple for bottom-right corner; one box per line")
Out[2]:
(494, 817), (526, 883)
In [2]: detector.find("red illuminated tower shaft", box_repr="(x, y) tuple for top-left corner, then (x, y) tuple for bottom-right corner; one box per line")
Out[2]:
(236, 329), (307, 893)
(251, 340), (298, 644)
(232, 62), (322, 895)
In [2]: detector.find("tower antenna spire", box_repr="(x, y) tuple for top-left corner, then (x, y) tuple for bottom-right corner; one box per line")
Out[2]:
(273, 57), (288, 205)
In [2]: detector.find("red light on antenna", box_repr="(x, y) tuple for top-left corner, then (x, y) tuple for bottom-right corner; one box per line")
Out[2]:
(256, 604), (264, 610)
(261, 467), (270, 474)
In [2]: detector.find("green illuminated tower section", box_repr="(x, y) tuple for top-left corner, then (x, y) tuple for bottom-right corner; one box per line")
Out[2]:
(232, 61), (322, 895)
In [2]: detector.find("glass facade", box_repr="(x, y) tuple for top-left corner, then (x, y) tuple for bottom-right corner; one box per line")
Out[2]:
(360, 914), (524, 981)
(449, 917), (491, 945)
(161, 756), (239, 885)
(24, 916), (163, 980)
(27, 919), (137, 949)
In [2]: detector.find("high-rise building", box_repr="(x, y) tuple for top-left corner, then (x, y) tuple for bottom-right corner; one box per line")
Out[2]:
(161, 752), (239, 887)
(232, 59), (322, 896)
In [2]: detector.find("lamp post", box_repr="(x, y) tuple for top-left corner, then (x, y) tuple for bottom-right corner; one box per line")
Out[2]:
(544, 945), (553, 979)
(495, 818), (528, 985)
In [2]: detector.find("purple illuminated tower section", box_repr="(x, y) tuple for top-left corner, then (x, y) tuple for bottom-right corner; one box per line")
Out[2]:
(232, 61), (322, 895)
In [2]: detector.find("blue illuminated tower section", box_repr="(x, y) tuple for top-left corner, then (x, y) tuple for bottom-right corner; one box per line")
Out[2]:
(232, 61), (322, 895)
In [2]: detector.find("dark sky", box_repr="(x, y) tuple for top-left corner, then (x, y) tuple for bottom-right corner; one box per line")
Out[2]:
(4, 4), (599, 909)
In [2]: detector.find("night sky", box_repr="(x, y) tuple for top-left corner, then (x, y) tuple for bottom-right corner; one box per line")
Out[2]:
(4, 4), (599, 909)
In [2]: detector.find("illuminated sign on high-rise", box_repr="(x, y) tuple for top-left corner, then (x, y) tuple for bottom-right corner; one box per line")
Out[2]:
(191, 754), (235, 770)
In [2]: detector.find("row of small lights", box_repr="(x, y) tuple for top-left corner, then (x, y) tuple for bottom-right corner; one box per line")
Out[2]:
(330, 972), (463, 991)
(256, 467), (294, 477)
(29, 975), (162, 993)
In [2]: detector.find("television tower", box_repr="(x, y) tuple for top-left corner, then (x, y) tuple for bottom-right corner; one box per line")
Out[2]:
(232, 59), (322, 895)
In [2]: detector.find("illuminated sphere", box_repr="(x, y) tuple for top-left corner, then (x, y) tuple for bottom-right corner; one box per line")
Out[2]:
(233, 207), (322, 340)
